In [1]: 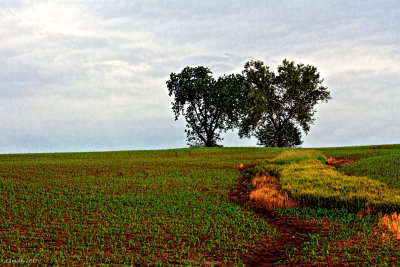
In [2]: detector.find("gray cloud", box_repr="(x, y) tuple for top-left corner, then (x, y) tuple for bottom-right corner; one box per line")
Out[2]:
(303, 70), (400, 147)
(0, 0), (399, 153)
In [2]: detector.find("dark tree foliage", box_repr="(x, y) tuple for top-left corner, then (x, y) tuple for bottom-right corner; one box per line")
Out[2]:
(167, 66), (247, 147)
(255, 121), (302, 147)
(239, 59), (331, 147)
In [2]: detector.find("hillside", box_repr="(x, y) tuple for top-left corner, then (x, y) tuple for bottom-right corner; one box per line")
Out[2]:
(1, 145), (399, 265)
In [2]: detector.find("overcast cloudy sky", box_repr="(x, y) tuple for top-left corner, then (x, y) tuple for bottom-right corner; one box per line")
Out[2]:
(0, 0), (399, 153)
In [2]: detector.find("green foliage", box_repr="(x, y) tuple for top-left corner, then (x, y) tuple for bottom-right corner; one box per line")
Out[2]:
(166, 66), (247, 147)
(255, 121), (302, 147)
(239, 59), (331, 147)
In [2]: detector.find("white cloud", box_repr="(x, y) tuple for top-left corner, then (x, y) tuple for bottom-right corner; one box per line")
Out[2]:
(0, 0), (399, 153)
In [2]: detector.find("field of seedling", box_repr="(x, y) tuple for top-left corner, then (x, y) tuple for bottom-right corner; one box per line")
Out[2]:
(321, 144), (400, 188)
(1, 145), (400, 265)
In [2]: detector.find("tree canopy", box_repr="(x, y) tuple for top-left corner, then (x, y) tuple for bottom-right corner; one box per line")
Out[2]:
(167, 66), (247, 147)
(239, 59), (331, 147)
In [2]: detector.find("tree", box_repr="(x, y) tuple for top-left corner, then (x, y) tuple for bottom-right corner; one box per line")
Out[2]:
(167, 66), (247, 147)
(239, 59), (331, 147)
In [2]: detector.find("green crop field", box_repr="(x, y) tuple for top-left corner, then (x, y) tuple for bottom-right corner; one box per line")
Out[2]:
(0, 148), (281, 265)
(0, 145), (400, 265)
(320, 144), (400, 188)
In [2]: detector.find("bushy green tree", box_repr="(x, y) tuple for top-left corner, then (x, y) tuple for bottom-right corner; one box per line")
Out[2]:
(239, 59), (331, 147)
(167, 66), (247, 147)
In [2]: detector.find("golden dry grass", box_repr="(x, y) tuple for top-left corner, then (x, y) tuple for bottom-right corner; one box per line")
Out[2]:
(250, 173), (296, 209)
(379, 212), (400, 239)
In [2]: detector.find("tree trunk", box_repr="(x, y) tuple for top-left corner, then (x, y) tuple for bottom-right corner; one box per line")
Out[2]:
(277, 128), (283, 147)
(205, 131), (215, 147)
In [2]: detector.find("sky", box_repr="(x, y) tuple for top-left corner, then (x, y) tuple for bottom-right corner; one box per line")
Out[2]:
(0, 0), (399, 154)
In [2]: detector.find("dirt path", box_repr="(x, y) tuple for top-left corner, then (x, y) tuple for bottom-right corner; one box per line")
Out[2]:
(326, 157), (356, 168)
(229, 165), (327, 266)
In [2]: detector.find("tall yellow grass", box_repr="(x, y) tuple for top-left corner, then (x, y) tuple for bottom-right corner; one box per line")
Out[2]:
(253, 150), (400, 213)
(250, 173), (296, 209)
(279, 159), (400, 212)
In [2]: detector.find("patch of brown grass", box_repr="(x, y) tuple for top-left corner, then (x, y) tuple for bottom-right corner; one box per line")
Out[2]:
(250, 173), (296, 209)
(326, 157), (356, 168)
(379, 212), (400, 239)
(359, 207), (372, 218)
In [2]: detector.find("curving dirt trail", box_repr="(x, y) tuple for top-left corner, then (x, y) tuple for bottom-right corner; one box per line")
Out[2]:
(229, 165), (327, 266)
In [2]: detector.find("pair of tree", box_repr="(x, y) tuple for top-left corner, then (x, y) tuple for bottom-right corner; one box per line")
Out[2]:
(166, 59), (331, 148)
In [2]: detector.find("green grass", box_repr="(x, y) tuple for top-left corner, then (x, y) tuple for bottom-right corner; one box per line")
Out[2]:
(1, 145), (400, 265)
(249, 147), (400, 265)
(254, 149), (400, 213)
(320, 144), (400, 188)
(282, 145), (400, 265)
(0, 148), (281, 265)
(277, 205), (400, 265)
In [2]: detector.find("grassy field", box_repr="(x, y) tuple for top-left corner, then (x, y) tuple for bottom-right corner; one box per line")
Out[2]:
(320, 144), (400, 188)
(252, 147), (400, 265)
(255, 150), (400, 213)
(0, 148), (282, 265)
(0, 145), (400, 265)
